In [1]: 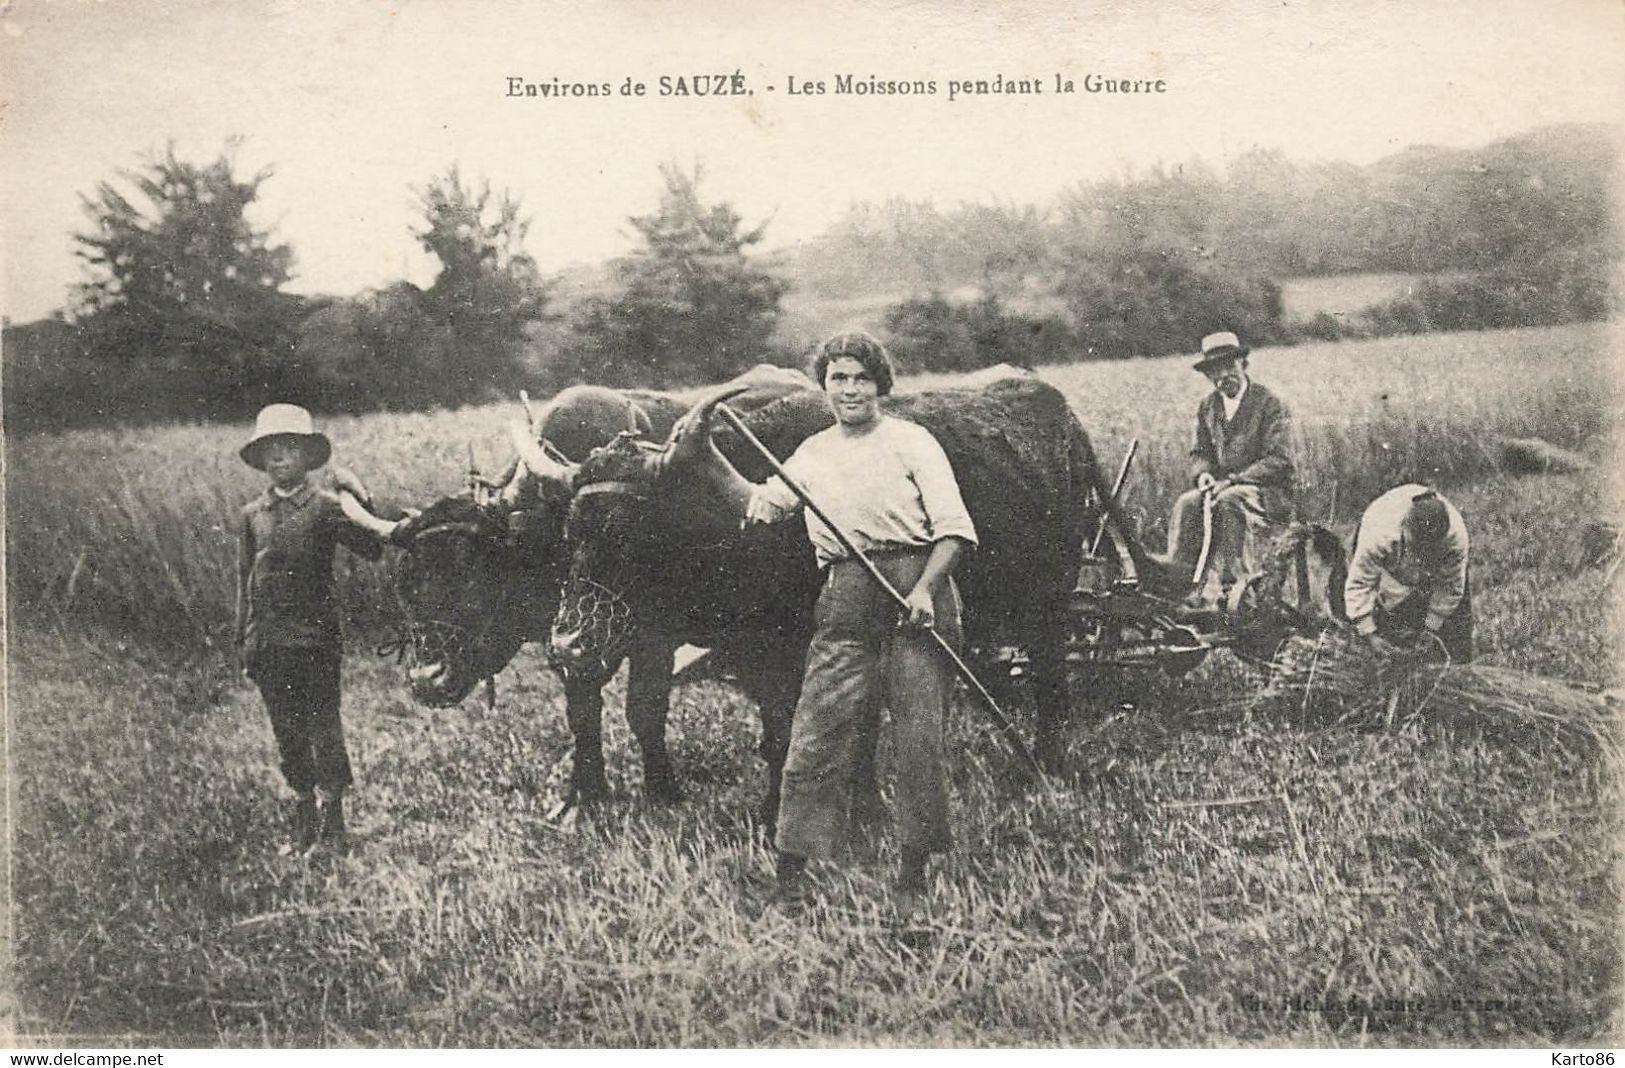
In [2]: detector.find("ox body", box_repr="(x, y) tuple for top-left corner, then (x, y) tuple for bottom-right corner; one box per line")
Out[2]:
(378, 367), (814, 808)
(544, 375), (1154, 832)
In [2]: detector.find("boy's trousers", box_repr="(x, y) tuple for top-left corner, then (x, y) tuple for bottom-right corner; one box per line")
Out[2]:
(248, 647), (353, 794)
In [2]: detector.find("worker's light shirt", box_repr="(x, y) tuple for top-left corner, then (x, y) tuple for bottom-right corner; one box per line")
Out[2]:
(1344, 483), (1470, 634)
(748, 415), (978, 567)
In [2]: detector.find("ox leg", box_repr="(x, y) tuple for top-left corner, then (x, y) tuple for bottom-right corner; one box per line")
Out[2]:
(740, 645), (805, 840)
(626, 639), (682, 804)
(562, 671), (610, 805)
(1029, 604), (1072, 777)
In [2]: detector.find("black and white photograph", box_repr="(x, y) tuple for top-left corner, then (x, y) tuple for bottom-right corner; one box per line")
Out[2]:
(2, 0), (1621, 1049)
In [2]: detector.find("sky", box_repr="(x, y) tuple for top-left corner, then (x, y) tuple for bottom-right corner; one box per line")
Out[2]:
(2, 0), (1622, 323)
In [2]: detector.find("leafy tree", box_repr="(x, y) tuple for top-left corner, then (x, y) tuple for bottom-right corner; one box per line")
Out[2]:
(1056, 246), (1285, 361)
(72, 141), (302, 417)
(568, 163), (788, 387)
(289, 283), (455, 413)
(413, 166), (548, 402)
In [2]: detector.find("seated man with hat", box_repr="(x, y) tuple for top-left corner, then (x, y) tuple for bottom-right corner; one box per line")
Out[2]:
(1160, 331), (1296, 600)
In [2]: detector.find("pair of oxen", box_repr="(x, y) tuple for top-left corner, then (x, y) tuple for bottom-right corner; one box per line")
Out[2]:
(352, 366), (1178, 830)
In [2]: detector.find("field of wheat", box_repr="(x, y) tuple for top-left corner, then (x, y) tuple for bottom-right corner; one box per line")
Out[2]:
(6, 322), (1621, 1045)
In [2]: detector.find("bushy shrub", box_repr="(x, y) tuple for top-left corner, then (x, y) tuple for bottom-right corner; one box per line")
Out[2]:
(882, 293), (1077, 373)
(1359, 249), (1612, 339)
(1056, 249), (1287, 360)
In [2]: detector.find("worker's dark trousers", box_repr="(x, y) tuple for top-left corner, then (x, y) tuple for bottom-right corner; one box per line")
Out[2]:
(1377, 580), (1474, 664)
(775, 552), (960, 863)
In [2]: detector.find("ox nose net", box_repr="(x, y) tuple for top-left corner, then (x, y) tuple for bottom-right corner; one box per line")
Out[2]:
(552, 577), (633, 669)
(378, 617), (472, 674)
(410, 619), (473, 673)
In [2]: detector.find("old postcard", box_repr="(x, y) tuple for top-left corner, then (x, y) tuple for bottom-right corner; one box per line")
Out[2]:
(3, 0), (1621, 1051)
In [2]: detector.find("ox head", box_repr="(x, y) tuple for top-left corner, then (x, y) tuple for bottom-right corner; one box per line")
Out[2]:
(385, 495), (553, 706)
(378, 385), (668, 702)
(548, 386), (753, 670)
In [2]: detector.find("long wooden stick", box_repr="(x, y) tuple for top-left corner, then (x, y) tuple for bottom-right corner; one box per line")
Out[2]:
(1089, 439), (1138, 556)
(1191, 489), (1217, 585)
(715, 403), (1046, 780)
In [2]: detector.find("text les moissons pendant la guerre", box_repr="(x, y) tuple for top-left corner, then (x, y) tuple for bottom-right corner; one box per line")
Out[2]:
(504, 71), (1168, 101)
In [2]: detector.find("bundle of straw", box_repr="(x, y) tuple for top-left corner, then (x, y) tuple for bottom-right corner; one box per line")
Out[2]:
(1230, 627), (1620, 759)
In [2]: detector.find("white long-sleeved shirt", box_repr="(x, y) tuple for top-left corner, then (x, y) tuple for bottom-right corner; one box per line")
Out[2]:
(1344, 483), (1469, 634)
(747, 415), (978, 568)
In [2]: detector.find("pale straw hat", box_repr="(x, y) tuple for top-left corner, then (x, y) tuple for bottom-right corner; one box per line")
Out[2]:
(239, 404), (332, 471)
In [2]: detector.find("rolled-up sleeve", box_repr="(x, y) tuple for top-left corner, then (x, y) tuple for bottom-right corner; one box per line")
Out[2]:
(745, 447), (807, 525)
(1344, 530), (1390, 635)
(909, 430), (978, 547)
(747, 475), (801, 525)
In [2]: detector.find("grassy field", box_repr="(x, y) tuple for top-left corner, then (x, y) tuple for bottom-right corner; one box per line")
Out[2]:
(1277, 273), (1431, 321)
(6, 323), (1622, 1045)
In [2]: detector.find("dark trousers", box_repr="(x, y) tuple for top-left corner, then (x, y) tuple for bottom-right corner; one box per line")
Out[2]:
(248, 647), (353, 793)
(776, 553), (961, 863)
(1377, 579), (1474, 664)
(1165, 484), (1284, 590)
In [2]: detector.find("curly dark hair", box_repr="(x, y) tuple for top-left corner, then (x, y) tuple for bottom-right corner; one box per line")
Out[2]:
(810, 331), (895, 397)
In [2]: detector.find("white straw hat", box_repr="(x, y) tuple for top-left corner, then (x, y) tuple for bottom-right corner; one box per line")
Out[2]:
(240, 404), (332, 471)
(1193, 331), (1250, 372)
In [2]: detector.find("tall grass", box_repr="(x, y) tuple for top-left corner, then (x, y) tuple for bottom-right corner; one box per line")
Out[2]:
(11, 468), (1620, 1043)
(7, 321), (1621, 1044)
(5, 322), (1617, 652)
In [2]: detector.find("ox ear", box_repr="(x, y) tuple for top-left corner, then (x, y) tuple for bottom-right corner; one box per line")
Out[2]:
(662, 384), (753, 476)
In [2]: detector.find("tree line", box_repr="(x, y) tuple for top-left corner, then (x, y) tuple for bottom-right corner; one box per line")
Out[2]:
(3, 123), (1614, 430)
(804, 123), (1615, 371)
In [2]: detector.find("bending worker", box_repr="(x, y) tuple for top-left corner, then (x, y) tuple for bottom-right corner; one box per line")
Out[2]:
(1344, 484), (1473, 663)
(1162, 331), (1295, 597)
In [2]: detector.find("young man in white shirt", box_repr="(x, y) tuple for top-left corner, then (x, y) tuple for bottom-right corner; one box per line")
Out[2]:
(740, 332), (977, 909)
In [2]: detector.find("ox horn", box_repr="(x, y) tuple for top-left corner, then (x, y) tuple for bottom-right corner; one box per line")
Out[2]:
(662, 383), (753, 475)
(336, 488), (405, 543)
(508, 415), (578, 492)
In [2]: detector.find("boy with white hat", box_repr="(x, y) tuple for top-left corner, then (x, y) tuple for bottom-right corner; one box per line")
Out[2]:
(235, 403), (396, 854)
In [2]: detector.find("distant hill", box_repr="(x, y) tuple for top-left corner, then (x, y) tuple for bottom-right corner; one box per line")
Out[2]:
(766, 123), (1617, 305)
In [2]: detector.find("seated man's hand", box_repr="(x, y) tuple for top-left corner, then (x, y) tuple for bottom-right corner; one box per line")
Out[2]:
(1206, 477), (1233, 497)
(1196, 472), (1216, 492)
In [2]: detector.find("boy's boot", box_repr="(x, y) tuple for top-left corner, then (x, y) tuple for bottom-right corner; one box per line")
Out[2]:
(312, 785), (349, 855)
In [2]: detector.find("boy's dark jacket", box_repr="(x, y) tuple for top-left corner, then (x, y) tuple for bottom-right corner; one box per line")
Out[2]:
(236, 482), (382, 661)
